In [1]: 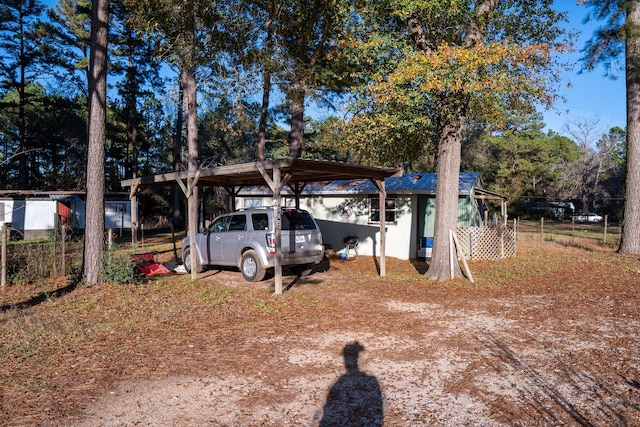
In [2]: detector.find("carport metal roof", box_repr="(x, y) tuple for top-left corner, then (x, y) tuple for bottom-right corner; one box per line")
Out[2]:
(120, 158), (401, 294)
(121, 158), (399, 192)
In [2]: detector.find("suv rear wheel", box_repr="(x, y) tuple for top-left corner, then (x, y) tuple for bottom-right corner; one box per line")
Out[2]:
(241, 250), (265, 282)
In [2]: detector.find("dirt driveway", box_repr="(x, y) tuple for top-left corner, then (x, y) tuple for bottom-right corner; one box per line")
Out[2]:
(2, 237), (640, 426)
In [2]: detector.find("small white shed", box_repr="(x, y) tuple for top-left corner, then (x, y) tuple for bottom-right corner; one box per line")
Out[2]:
(0, 191), (135, 239)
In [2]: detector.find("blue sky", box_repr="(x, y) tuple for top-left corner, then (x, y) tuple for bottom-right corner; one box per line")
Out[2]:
(37, 0), (624, 136)
(544, 2), (627, 134)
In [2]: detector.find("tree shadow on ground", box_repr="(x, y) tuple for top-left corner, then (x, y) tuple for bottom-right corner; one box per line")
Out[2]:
(477, 330), (633, 425)
(0, 280), (80, 312)
(316, 341), (384, 426)
(411, 259), (429, 275)
(281, 254), (332, 292)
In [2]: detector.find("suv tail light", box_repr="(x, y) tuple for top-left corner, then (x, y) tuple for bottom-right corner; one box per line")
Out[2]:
(266, 233), (275, 254)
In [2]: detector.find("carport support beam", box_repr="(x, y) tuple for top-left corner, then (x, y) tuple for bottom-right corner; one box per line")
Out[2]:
(371, 178), (387, 277)
(187, 180), (199, 280)
(256, 162), (287, 294)
(273, 168), (283, 294)
(128, 181), (140, 248)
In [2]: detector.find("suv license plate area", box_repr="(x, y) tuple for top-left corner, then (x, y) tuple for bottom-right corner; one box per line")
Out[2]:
(295, 235), (305, 243)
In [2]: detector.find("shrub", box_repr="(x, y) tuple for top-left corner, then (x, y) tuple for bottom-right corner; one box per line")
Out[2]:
(100, 248), (143, 285)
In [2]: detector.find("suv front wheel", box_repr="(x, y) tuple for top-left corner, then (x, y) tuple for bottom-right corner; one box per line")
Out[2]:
(183, 247), (203, 274)
(241, 250), (266, 282)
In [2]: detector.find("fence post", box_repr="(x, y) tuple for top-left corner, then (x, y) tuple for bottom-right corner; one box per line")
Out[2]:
(52, 214), (58, 276)
(1, 223), (6, 287)
(61, 225), (67, 275)
(513, 219), (517, 257)
(540, 217), (544, 241)
(604, 215), (608, 243)
(107, 228), (112, 250)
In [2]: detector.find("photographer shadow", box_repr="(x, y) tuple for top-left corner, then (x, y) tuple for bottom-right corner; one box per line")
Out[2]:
(319, 341), (383, 426)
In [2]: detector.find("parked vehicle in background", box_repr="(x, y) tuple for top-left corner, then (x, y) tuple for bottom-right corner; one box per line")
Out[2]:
(572, 213), (603, 223)
(181, 207), (324, 281)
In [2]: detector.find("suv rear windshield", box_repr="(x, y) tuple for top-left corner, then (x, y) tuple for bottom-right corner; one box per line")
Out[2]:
(282, 209), (317, 230)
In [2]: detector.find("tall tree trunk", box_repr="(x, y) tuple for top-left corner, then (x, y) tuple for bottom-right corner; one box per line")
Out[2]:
(425, 98), (466, 280)
(128, 58), (139, 179)
(257, 70), (271, 161)
(83, 0), (109, 285)
(422, 0), (496, 279)
(183, 66), (199, 277)
(620, 0), (640, 254)
(172, 74), (184, 228)
(18, 20), (27, 189)
(289, 84), (304, 158)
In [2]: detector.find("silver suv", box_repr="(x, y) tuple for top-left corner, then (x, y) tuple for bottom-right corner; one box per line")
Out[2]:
(181, 207), (324, 281)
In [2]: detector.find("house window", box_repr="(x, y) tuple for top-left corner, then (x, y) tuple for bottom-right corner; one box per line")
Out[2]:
(369, 197), (397, 223)
(244, 198), (263, 208)
(106, 202), (125, 213)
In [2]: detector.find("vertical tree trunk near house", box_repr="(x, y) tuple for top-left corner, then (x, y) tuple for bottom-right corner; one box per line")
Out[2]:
(18, 56), (27, 189)
(182, 66), (200, 278)
(172, 75), (184, 228)
(425, 100), (465, 281)
(422, 0), (497, 280)
(620, 0), (640, 254)
(83, 0), (109, 285)
(128, 58), (139, 179)
(257, 71), (271, 161)
(289, 85), (304, 158)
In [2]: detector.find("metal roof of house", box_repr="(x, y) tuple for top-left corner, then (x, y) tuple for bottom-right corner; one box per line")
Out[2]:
(236, 172), (481, 196)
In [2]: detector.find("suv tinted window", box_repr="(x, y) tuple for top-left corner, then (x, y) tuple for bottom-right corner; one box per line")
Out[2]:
(228, 214), (247, 231)
(209, 215), (230, 233)
(282, 209), (317, 230)
(251, 213), (269, 230)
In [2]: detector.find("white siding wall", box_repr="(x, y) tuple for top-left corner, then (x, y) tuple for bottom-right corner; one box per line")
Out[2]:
(310, 195), (414, 260)
(0, 200), (13, 225)
(23, 200), (57, 230)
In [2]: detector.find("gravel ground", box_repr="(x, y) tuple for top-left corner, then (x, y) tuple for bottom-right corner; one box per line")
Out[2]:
(2, 237), (640, 426)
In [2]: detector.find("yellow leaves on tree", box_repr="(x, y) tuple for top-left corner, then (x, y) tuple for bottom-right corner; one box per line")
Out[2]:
(376, 41), (556, 110)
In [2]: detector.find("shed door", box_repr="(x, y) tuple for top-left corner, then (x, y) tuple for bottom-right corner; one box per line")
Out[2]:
(418, 195), (436, 238)
(57, 202), (72, 226)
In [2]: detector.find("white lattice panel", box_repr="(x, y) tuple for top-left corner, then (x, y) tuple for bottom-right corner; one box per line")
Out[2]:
(456, 226), (516, 260)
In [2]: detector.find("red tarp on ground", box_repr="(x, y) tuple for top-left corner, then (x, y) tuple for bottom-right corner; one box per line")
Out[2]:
(132, 252), (173, 276)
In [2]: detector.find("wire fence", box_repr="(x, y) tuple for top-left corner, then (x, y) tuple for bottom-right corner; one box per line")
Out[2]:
(516, 218), (621, 247)
(0, 219), (620, 285)
(2, 237), (84, 285)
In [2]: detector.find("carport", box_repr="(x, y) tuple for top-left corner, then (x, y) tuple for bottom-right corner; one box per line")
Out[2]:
(120, 158), (400, 294)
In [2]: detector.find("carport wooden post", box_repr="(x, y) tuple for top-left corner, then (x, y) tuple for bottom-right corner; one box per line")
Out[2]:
(186, 177), (199, 280)
(131, 193), (138, 248)
(1, 223), (6, 287)
(187, 192), (198, 279)
(256, 162), (291, 294)
(173, 171), (201, 280)
(371, 178), (387, 277)
(273, 168), (283, 294)
(128, 182), (140, 248)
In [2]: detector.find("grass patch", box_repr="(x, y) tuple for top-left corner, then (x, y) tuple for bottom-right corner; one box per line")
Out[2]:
(254, 300), (278, 313)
